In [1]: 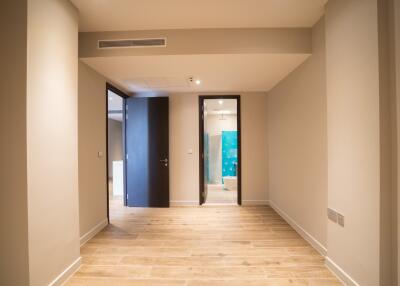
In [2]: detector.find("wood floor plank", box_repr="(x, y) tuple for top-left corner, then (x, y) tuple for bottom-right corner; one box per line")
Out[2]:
(66, 198), (342, 285)
(66, 278), (185, 286)
(150, 266), (266, 279)
(186, 279), (343, 286)
(75, 265), (152, 278)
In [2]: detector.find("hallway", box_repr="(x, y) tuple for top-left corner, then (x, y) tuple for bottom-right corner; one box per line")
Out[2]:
(66, 200), (341, 285)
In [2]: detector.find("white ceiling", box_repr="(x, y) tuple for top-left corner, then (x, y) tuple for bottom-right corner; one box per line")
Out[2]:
(82, 53), (309, 93)
(71, 0), (328, 32)
(205, 99), (237, 115)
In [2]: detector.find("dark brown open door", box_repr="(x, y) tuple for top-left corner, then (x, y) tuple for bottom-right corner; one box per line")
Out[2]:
(125, 97), (169, 207)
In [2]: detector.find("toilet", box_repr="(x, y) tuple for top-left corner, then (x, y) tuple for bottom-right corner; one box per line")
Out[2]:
(223, 176), (237, 191)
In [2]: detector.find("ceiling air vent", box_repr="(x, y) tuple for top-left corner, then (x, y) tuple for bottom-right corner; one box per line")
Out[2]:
(98, 38), (167, 49)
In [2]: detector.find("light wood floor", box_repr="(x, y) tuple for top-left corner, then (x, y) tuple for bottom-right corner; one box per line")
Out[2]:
(66, 198), (342, 286)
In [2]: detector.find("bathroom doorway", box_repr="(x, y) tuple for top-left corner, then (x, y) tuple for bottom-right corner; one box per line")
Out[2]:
(199, 96), (241, 205)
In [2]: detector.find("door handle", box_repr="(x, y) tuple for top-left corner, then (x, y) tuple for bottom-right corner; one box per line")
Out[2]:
(160, 158), (168, 166)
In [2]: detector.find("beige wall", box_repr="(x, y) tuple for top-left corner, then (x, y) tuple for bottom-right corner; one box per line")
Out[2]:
(78, 61), (108, 238)
(393, 0), (400, 283)
(241, 93), (269, 204)
(0, 1), (30, 286)
(378, 0), (398, 284)
(267, 18), (327, 249)
(27, 0), (80, 285)
(169, 93), (268, 205)
(169, 93), (199, 203)
(108, 119), (123, 178)
(325, 1), (381, 285)
(396, 0), (400, 283)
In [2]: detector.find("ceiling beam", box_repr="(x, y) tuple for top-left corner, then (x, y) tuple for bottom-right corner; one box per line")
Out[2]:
(79, 28), (312, 58)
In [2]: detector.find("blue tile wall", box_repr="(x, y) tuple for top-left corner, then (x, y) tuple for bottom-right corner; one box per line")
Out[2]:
(222, 131), (238, 181)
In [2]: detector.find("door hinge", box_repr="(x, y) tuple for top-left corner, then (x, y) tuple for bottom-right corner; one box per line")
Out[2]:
(126, 154), (129, 160)
(127, 193), (129, 199)
(126, 114), (128, 120)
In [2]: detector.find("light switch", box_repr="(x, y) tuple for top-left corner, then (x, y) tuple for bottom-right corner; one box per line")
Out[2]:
(327, 208), (344, 227)
(188, 149), (193, 154)
(337, 213), (345, 227)
(327, 208), (338, 223)
(98, 151), (103, 158)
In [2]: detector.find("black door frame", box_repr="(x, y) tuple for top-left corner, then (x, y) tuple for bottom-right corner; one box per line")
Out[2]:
(198, 95), (242, 205)
(106, 83), (129, 223)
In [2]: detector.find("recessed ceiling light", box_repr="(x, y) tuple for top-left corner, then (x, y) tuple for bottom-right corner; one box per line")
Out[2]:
(195, 79), (201, 85)
(218, 100), (223, 105)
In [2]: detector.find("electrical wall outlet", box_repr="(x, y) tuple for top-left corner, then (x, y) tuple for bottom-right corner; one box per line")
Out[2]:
(337, 213), (345, 227)
(327, 208), (345, 227)
(327, 208), (338, 223)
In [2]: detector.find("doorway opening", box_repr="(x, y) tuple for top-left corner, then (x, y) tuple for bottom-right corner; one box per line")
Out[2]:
(106, 86), (170, 218)
(106, 83), (128, 221)
(199, 96), (241, 205)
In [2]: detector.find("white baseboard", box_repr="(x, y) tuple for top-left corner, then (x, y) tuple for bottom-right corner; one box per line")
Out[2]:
(80, 218), (108, 246)
(170, 200), (199, 206)
(268, 200), (327, 256)
(325, 257), (359, 286)
(170, 200), (269, 206)
(49, 256), (81, 286)
(242, 200), (269, 206)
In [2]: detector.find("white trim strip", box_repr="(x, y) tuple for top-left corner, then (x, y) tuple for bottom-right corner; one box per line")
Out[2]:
(325, 256), (360, 286)
(242, 200), (269, 206)
(49, 256), (81, 286)
(268, 200), (327, 256)
(170, 200), (269, 206)
(80, 218), (108, 246)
